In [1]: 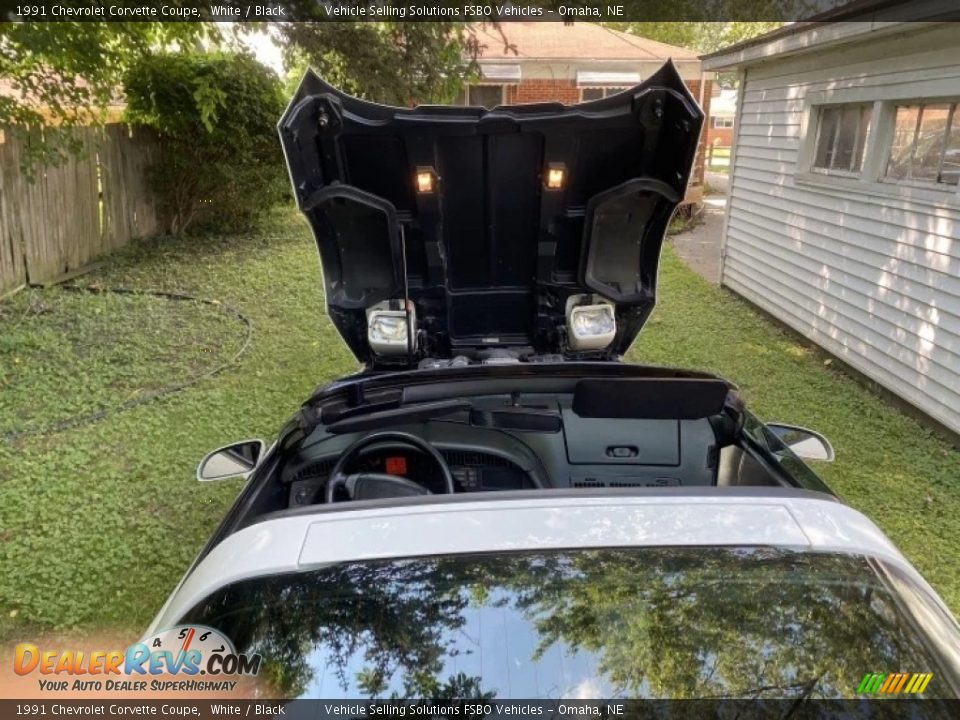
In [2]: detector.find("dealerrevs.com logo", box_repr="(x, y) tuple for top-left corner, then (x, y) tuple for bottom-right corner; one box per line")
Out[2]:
(13, 625), (261, 693)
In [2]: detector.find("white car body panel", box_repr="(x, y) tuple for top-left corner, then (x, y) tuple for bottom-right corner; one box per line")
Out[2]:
(147, 492), (931, 635)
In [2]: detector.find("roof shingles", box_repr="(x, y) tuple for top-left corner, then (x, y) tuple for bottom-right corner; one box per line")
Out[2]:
(472, 22), (700, 62)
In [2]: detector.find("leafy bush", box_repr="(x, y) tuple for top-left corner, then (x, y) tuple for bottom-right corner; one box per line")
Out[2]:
(124, 52), (288, 234)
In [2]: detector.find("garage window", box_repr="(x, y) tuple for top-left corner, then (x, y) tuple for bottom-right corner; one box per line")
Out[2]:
(812, 103), (873, 175)
(885, 102), (960, 186)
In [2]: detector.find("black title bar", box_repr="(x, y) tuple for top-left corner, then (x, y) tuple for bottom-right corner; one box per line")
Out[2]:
(7, 0), (957, 23)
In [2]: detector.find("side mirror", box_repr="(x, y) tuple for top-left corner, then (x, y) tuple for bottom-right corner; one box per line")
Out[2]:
(197, 439), (265, 481)
(766, 424), (835, 462)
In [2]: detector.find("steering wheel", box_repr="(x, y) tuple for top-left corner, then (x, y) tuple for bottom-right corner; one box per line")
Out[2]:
(325, 431), (455, 503)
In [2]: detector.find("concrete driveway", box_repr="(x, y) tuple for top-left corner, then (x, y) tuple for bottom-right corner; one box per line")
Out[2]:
(670, 171), (727, 285)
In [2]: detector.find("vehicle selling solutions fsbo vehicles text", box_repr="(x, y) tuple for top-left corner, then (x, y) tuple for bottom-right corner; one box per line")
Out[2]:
(319, 4), (622, 19)
(321, 4), (545, 18)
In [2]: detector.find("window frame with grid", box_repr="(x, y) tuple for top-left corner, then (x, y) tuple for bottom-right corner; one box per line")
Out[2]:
(797, 91), (960, 204)
(882, 100), (960, 188)
(809, 103), (874, 178)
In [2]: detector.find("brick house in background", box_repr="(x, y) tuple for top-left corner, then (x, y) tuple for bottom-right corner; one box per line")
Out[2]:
(458, 22), (712, 203)
(706, 87), (737, 148)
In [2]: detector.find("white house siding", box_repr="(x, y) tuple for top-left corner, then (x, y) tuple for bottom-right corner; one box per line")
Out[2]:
(721, 23), (960, 434)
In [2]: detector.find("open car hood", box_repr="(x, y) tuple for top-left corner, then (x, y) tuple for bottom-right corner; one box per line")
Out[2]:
(279, 62), (703, 368)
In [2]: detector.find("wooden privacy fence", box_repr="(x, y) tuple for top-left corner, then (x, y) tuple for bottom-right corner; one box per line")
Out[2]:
(0, 124), (163, 295)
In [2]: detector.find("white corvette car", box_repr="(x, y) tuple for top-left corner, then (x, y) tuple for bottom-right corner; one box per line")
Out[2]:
(148, 64), (960, 704)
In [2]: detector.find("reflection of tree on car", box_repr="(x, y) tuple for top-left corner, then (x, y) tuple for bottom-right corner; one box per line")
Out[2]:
(184, 560), (484, 698)
(182, 548), (955, 700)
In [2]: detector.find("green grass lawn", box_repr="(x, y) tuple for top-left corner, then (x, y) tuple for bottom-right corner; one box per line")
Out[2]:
(1, 207), (958, 640)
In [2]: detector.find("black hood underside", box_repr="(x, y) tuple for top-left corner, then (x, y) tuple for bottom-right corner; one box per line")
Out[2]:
(279, 61), (703, 368)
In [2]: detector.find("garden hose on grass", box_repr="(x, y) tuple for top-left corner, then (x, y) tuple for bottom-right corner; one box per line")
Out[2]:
(1, 284), (253, 442)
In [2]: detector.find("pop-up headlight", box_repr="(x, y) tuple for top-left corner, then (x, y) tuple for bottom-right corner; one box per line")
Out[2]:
(566, 295), (616, 351)
(366, 301), (416, 355)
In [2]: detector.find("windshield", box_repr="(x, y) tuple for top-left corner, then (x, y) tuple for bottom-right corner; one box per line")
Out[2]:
(179, 547), (959, 699)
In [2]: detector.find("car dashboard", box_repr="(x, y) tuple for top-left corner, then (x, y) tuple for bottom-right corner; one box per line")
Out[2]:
(286, 443), (537, 508)
(280, 388), (734, 509)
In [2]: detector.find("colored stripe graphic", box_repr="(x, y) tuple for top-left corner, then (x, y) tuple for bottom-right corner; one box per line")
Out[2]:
(893, 674), (909, 693)
(857, 673), (885, 694)
(858, 672), (933, 695)
(879, 674), (896, 693)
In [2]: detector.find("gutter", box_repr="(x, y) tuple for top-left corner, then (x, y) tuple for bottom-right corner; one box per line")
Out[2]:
(702, 19), (941, 71)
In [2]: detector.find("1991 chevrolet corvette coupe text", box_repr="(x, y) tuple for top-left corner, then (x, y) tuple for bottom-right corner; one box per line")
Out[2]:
(148, 63), (960, 703)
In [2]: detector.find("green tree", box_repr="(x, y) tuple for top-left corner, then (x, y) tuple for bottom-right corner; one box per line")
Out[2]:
(606, 21), (785, 87)
(0, 22), (211, 166)
(123, 52), (287, 234)
(609, 21), (785, 55)
(276, 22), (481, 105)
